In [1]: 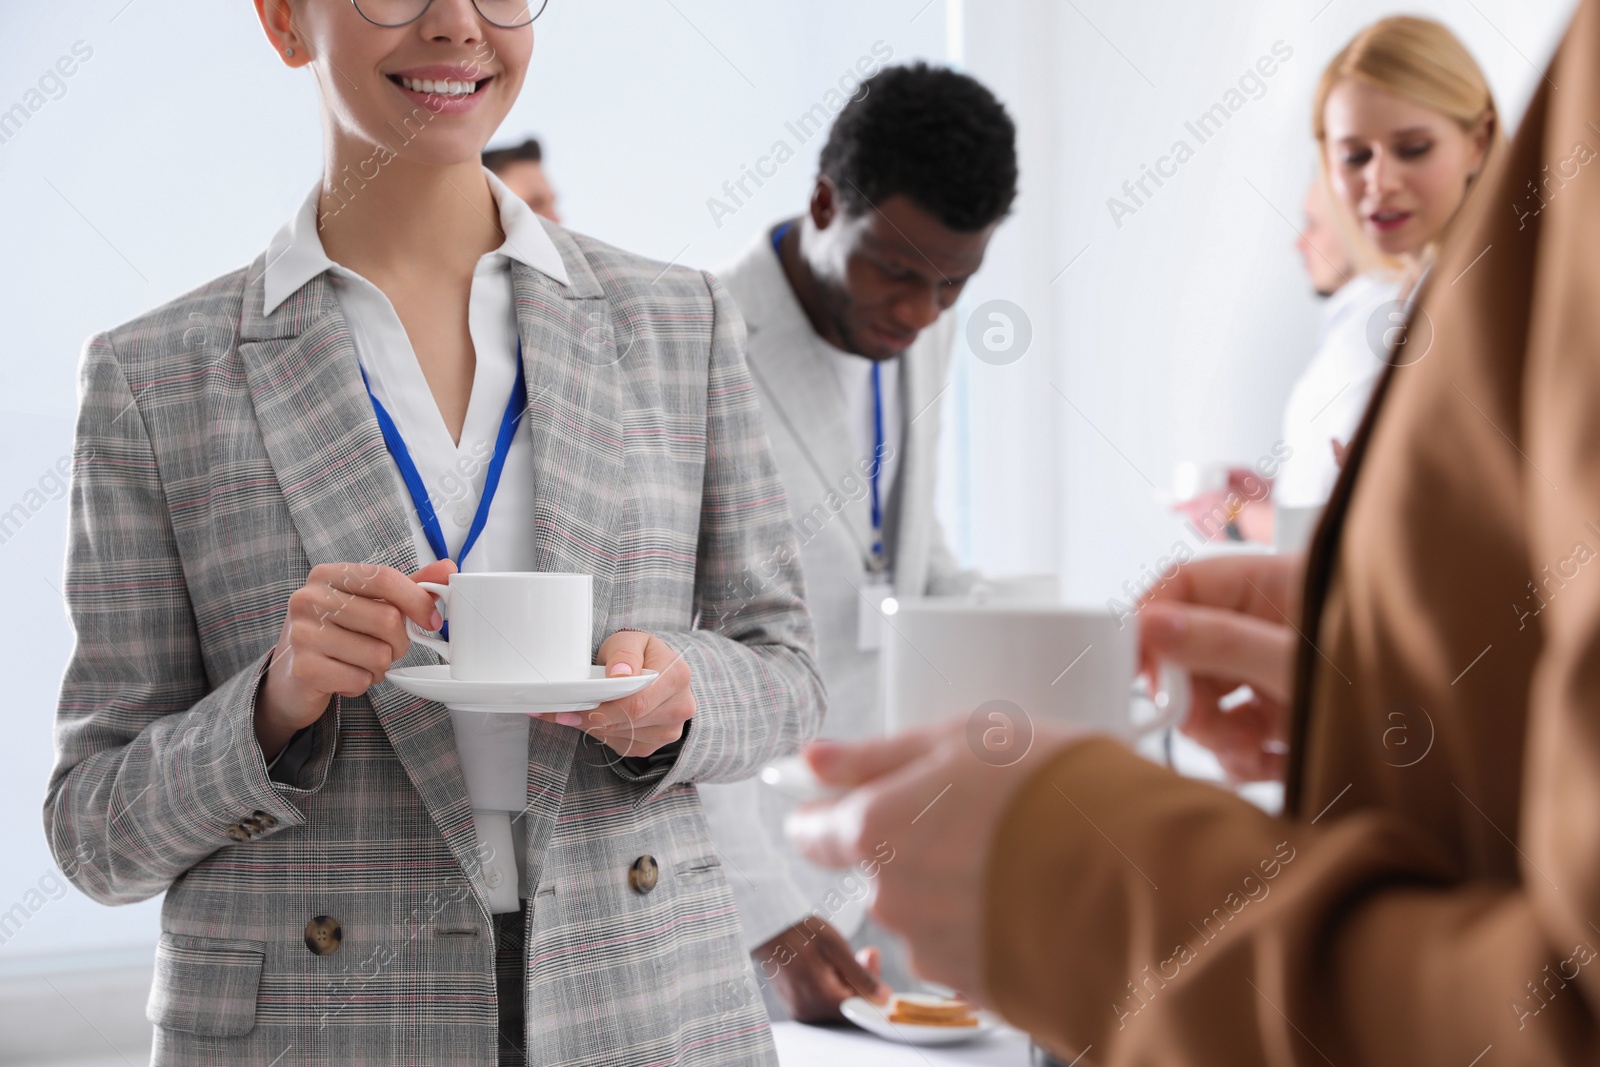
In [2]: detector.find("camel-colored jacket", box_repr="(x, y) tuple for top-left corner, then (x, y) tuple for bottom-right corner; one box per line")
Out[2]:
(986, 3), (1600, 1062)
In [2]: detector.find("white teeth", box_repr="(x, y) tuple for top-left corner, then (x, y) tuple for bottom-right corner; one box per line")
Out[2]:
(399, 76), (478, 96)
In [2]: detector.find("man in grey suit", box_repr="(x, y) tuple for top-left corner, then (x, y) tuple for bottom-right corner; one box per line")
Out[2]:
(701, 63), (1019, 1023)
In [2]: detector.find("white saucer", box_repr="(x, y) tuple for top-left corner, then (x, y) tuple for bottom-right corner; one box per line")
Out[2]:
(838, 996), (1000, 1046)
(385, 664), (658, 714)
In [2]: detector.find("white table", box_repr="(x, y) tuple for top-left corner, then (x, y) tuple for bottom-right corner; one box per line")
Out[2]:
(772, 1020), (1035, 1065)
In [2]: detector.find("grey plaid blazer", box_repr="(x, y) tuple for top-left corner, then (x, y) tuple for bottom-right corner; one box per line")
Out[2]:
(44, 220), (824, 1066)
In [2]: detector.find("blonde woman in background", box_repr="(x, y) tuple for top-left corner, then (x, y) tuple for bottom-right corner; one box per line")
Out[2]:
(1276, 16), (1501, 533)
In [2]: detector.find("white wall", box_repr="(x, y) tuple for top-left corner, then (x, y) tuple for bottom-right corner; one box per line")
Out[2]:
(0, 0), (949, 967)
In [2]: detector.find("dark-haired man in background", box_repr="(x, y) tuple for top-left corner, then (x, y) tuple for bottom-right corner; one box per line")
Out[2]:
(482, 136), (561, 222)
(698, 62), (1018, 1024)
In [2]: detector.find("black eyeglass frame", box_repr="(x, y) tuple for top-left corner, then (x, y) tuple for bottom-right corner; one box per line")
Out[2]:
(349, 0), (548, 29)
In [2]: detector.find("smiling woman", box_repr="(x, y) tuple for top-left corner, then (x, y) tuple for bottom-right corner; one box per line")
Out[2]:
(42, 1), (823, 1065)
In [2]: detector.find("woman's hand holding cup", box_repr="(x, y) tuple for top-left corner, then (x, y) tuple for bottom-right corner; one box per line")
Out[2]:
(1137, 552), (1302, 783)
(255, 559), (458, 760)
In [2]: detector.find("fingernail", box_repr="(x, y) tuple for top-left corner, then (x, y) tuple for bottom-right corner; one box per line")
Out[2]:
(556, 712), (583, 727)
(429, 610), (443, 630)
(608, 662), (635, 677)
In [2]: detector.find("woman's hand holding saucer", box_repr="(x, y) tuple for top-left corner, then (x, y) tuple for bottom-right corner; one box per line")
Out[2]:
(255, 559), (459, 760)
(544, 629), (694, 758)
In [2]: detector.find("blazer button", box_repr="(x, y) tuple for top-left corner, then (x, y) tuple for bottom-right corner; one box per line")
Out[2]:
(251, 810), (278, 830)
(225, 825), (249, 842)
(304, 916), (343, 956)
(629, 855), (659, 895)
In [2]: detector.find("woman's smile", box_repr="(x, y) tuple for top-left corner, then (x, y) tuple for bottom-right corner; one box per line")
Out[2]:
(386, 63), (497, 113)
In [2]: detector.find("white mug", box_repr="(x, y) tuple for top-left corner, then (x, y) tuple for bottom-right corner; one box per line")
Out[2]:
(881, 600), (1188, 744)
(406, 572), (593, 683)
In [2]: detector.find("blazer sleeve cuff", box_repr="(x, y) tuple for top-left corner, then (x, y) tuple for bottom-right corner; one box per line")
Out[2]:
(608, 729), (688, 785)
(617, 629), (821, 803)
(183, 648), (338, 843)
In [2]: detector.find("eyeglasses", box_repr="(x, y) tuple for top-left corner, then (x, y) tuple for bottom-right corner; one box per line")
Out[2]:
(350, 0), (548, 29)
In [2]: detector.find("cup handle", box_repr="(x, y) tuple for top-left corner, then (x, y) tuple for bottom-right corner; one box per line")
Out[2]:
(1151, 662), (1191, 733)
(1129, 662), (1191, 738)
(406, 581), (452, 661)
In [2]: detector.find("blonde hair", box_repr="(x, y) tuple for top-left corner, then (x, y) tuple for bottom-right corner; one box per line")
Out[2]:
(1313, 16), (1501, 282)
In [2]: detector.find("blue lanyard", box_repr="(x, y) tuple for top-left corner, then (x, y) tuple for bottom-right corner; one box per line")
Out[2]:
(359, 342), (528, 633)
(770, 220), (793, 258)
(870, 361), (884, 565)
(773, 219), (886, 568)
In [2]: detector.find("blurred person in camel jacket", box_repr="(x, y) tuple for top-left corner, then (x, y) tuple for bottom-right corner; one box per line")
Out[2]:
(787, 2), (1600, 1062)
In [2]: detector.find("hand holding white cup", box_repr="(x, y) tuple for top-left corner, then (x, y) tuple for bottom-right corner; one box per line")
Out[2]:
(256, 558), (458, 760)
(406, 571), (693, 758)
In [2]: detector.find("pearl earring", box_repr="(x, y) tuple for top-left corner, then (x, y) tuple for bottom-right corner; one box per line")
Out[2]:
(285, 47), (295, 57)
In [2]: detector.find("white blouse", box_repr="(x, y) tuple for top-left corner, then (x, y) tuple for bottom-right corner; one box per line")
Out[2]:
(1277, 272), (1401, 510)
(263, 168), (571, 912)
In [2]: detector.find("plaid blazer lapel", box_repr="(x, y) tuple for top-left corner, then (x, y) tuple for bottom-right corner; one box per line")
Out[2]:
(508, 238), (623, 652)
(502, 239), (621, 890)
(739, 256), (876, 559)
(237, 258), (501, 915)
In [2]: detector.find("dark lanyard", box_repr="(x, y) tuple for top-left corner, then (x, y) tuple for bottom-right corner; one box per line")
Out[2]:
(359, 341), (528, 634)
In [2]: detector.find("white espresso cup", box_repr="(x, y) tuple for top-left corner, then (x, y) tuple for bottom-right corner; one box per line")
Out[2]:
(405, 572), (593, 683)
(882, 600), (1188, 744)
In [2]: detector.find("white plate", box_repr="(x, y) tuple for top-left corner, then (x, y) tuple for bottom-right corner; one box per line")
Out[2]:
(838, 996), (999, 1047)
(385, 664), (658, 714)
